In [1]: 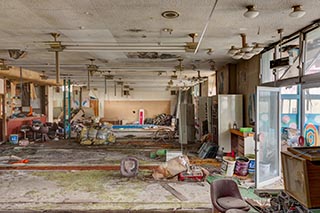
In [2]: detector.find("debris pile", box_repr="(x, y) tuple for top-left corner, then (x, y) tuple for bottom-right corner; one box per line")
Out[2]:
(79, 123), (116, 145)
(144, 113), (172, 126)
(152, 155), (208, 181)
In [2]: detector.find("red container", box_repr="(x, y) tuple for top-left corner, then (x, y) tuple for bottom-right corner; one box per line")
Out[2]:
(234, 157), (249, 176)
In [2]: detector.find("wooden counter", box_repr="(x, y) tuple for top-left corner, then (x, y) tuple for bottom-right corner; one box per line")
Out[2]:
(230, 129), (254, 137)
(230, 129), (255, 156)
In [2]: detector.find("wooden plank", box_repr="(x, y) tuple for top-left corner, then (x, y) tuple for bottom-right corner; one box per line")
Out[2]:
(0, 66), (59, 86)
(160, 183), (188, 201)
(287, 146), (320, 161)
(230, 129), (254, 137)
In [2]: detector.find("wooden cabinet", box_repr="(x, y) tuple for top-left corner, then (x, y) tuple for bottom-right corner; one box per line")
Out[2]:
(281, 147), (320, 208)
(230, 129), (255, 156)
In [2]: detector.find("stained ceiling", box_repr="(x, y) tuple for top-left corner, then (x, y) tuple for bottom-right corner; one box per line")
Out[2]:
(0, 0), (319, 90)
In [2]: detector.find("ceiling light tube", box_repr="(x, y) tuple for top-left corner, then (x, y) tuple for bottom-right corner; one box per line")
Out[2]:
(63, 42), (186, 46)
(63, 48), (186, 53)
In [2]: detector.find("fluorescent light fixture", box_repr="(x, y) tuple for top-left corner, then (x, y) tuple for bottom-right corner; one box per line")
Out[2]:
(244, 5), (259, 19)
(289, 5), (306, 18)
(64, 45), (186, 53)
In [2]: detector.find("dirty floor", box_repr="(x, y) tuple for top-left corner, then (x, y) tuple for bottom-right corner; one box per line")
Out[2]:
(0, 140), (213, 212)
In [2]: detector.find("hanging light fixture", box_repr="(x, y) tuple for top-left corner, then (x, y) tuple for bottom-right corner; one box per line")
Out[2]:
(232, 51), (245, 59)
(228, 33), (263, 60)
(243, 5), (259, 19)
(289, 5), (306, 18)
(227, 46), (240, 56)
(252, 43), (264, 54)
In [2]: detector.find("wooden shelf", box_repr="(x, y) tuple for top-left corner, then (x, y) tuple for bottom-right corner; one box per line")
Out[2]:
(230, 129), (254, 137)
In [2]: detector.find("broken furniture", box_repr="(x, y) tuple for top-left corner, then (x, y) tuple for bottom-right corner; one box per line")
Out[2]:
(230, 129), (255, 156)
(198, 141), (219, 159)
(31, 120), (49, 142)
(19, 125), (31, 146)
(281, 146), (320, 209)
(210, 179), (250, 212)
(4, 115), (46, 140)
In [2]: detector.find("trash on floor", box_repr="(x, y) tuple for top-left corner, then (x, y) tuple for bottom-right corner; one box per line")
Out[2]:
(152, 155), (190, 180)
(79, 123), (116, 145)
(120, 157), (139, 177)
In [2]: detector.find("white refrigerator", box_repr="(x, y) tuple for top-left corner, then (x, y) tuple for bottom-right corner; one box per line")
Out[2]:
(209, 95), (243, 152)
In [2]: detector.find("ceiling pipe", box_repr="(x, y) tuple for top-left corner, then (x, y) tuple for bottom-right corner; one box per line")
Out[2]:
(51, 33), (61, 84)
(87, 66), (90, 90)
(194, 0), (219, 54)
(104, 76), (107, 94)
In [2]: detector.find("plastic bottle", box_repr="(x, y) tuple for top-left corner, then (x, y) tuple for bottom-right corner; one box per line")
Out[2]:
(233, 121), (237, 129)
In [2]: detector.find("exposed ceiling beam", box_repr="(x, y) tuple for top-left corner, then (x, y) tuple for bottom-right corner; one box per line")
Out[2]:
(0, 66), (60, 86)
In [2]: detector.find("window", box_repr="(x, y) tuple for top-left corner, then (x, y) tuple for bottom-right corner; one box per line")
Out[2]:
(261, 49), (274, 83)
(305, 27), (320, 75)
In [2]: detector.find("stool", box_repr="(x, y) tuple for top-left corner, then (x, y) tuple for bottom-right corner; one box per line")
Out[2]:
(20, 125), (30, 140)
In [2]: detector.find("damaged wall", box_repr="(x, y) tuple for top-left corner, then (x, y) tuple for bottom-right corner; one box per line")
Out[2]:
(104, 100), (171, 124)
(52, 86), (176, 120)
(236, 55), (260, 127)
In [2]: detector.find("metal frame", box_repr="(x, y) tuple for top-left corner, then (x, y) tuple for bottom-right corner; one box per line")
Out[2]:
(255, 86), (281, 188)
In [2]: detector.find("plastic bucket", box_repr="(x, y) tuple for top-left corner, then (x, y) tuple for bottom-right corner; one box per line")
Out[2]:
(221, 158), (236, 176)
(234, 157), (249, 176)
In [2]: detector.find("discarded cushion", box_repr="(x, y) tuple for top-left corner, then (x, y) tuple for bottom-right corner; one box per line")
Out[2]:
(217, 196), (248, 209)
(120, 157), (139, 177)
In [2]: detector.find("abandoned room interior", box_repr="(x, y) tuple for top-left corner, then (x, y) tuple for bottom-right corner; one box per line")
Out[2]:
(0, 0), (320, 212)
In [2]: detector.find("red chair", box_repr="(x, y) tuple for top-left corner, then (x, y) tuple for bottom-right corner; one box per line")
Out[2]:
(210, 179), (250, 213)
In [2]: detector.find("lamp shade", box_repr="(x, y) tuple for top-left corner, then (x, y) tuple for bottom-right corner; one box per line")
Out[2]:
(232, 51), (244, 59)
(228, 46), (240, 56)
(241, 44), (253, 52)
(289, 5), (306, 18)
(244, 5), (259, 18)
(243, 52), (255, 60)
(252, 44), (264, 54)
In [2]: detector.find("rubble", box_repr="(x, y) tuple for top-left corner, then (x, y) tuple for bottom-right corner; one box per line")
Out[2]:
(144, 113), (172, 126)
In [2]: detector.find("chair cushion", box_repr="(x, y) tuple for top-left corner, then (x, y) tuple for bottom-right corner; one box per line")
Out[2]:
(226, 209), (248, 213)
(217, 196), (248, 209)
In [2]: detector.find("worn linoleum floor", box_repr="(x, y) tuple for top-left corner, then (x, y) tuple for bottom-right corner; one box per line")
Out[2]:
(0, 140), (212, 212)
(0, 170), (212, 212)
